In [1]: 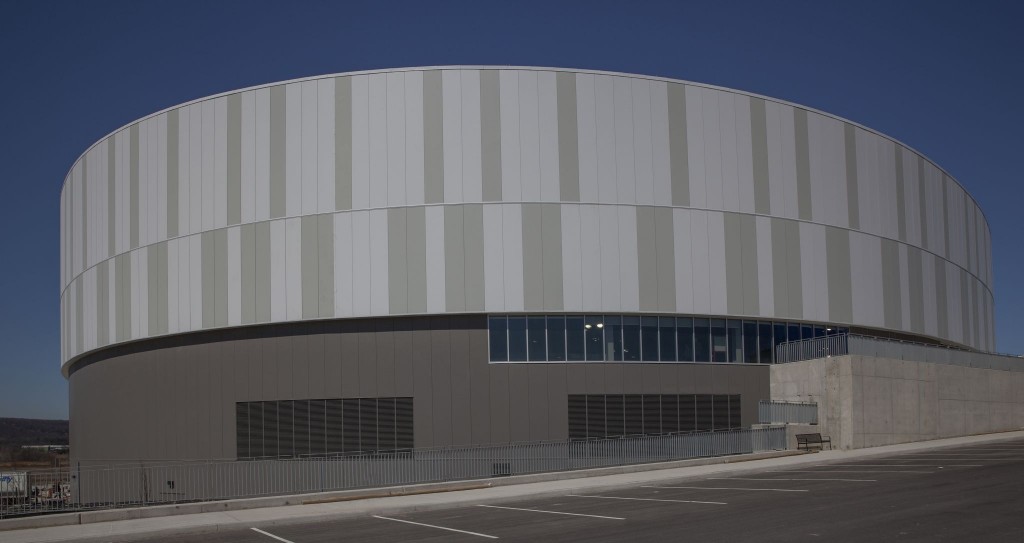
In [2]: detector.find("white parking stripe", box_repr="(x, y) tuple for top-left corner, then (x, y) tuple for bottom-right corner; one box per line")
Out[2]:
(823, 464), (982, 467)
(251, 528), (296, 543)
(569, 494), (726, 505)
(771, 470), (934, 474)
(476, 504), (625, 520)
(372, 515), (499, 539)
(708, 477), (876, 482)
(642, 485), (807, 492)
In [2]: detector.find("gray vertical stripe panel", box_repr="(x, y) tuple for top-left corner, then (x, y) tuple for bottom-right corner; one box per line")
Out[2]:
(254, 222), (271, 322)
(464, 204), (485, 311)
(423, 71), (444, 204)
(739, 214), (759, 316)
(749, 98), (770, 214)
(115, 253), (130, 342)
(75, 277), (83, 355)
(148, 244), (159, 335)
(667, 83), (690, 207)
(723, 213), (744, 315)
(894, 143), (906, 241)
(793, 110), (812, 221)
(637, 206), (658, 311)
(317, 215), (334, 318)
(81, 156), (88, 267)
(971, 277), (980, 348)
(907, 247), (924, 333)
(201, 231), (215, 328)
(227, 95), (242, 225)
(335, 77), (352, 210)
(301, 216), (319, 318)
(130, 124), (139, 249)
(941, 176), (950, 259)
(540, 204), (563, 311)
(480, 70), (503, 202)
(269, 86), (287, 218)
(881, 239), (902, 330)
(240, 223), (255, 324)
(917, 156), (928, 249)
(158, 242), (169, 334)
(214, 229), (228, 327)
(388, 208), (409, 314)
(97, 261), (108, 346)
(556, 72), (580, 201)
(654, 207), (676, 312)
(934, 258), (948, 339)
(825, 227), (852, 323)
(108, 137), (118, 252)
(960, 270), (970, 345)
(771, 218), (802, 319)
(844, 124), (859, 230)
(167, 112), (179, 239)
(444, 206), (466, 311)
(785, 220), (803, 319)
(521, 204), (543, 311)
(406, 207), (428, 313)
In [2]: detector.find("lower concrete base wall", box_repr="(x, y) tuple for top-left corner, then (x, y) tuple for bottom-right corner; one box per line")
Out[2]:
(771, 355), (1024, 449)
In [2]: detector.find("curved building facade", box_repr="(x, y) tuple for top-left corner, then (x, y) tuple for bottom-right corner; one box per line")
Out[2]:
(60, 67), (995, 463)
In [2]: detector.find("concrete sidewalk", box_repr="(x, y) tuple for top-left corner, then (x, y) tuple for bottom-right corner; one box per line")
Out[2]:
(5, 430), (1023, 543)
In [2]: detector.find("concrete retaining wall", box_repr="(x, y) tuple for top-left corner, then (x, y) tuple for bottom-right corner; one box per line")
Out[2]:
(771, 355), (1024, 449)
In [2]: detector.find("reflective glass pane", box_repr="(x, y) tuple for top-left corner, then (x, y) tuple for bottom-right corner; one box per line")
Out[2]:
(677, 317), (694, 362)
(743, 321), (759, 363)
(623, 316), (641, 361)
(788, 323), (800, 343)
(641, 317), (659, 361)
(758, 322), (773, 363)
(801, 324), (813, 342)
(547, 316), (566, 361)
(711, 319), (728, 363)
(488, 316), (507, 361)
(693, 318), (710, 362)
(814, 325), (826, 338)
(605, 315), (624, 361)
(727, 320), (742, 363)
(585, 315), (604, 361)
(566, 316), (585, 361)
(659, 317), (677, 361)
(528, 316), (547, 361)
(508, 317), (527, 361)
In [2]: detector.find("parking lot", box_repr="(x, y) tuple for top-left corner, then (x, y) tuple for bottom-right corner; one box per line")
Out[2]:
(135, 438), (1024, 543)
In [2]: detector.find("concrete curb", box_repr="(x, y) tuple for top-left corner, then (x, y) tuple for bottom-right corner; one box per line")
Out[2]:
(0, 449), (798, 533)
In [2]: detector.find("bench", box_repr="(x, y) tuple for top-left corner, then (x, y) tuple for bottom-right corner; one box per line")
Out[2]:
(796, 433), (832, 451)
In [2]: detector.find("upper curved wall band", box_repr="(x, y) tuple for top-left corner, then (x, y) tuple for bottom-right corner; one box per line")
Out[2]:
(59, 67), (996, 371)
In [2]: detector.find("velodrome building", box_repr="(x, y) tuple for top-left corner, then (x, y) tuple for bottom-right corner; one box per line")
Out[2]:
(60, 67), (997, 465)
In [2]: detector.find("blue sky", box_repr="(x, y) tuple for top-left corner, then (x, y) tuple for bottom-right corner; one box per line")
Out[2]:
(1, 0), (1021, 420)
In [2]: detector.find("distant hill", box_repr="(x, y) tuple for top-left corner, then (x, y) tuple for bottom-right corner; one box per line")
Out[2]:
(0, 418), (69, 447)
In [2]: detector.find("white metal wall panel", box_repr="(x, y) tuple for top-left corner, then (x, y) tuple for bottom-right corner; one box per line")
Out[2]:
(595, 75), (617, 204)
(575, 73), (599, 203)
(685, 85), (706, 208)
(734, 94), (755, 214)
(254, 89), (271, 221)
(213, 97), (228, 229)
(369, 74), (389, 209)
(461, 70), (483, 203)
(946, 261), (962, 344)
(241, 91), (256, 223)
(499, 70), (522, 201)
(921, 251), (938, 337)
(285, 83), (302, 217)
(442, 70), (464, 204)
(227, 226), (241, 326)
(579, 204), (603, 311)
(650, 81), (671, 206)
(902, 148), (921, 246)
(518, 70), (541, 202)
(385, 72), (406, 207)
(269, 219), (287, 322)
(613, 76), (636, 205)
(201, 100), (216, 231)
(875, 136), (899, 240)
(156, 114), (168, 243)
(560, 204), (583, 311)
(707, 211), (727, 316)
(137, 122), (150, 248)
(350, 211), (371, 316)
(617, 206), (640, 312)
(701, 88), (724, 211)
(850, 231), (884, 327)
(426, 206), (447, 313)
(285, 217), (302, 321)
(718, 91), (739, 213)
(689, 210), (711, 314)
(755, 215), (775, 317)
(82, 267), (96, 352)
(350, 75), (370, 210)
(538, 71), (560, 203)
(130, 249), (142, 338)
(501, 204), (524, 311)
(481, 204), (504, 311)
(800, 221), (829, 322)
(808, 113), (846, 228)
(107, 259), (116, 343)
(899, 243), (911, 331)
(405, 72), (425, 206)
(333, 213), (354, 318)
(188, 234), (202, 332)
(168, 238), (180, 334)
(597, 204), (621, 310)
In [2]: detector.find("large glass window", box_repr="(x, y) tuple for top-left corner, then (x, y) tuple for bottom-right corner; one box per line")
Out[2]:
(711, 319), (728, 363)
(788, 322), (800, 343)
(814, 325), (826, 338)
(585, 315), (604, 361)
(566, 316), (585, 361)
(743, 321), (759, 364)
(659, 317), (677, 361)
(547, 316), (566, 361)
(623, 316), (641, 361)
(677, 317), (694, 362)
(727, 320), (742, 363)
(605, 315), (624, 361)
(801, 324), (813, 342)
(758, 321), (773, 363)
(508, 317), (527, 361)
(641, 317), (659, 362)
(489, 316), (508, 361)
(527, 316), (547, 361)
(693, 318), (711, 362)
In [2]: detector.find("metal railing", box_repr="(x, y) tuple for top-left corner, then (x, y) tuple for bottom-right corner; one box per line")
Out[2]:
(775, 333), (1024, 371)
(758, 400), (818, 425)
(0, 426), (785, 519)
